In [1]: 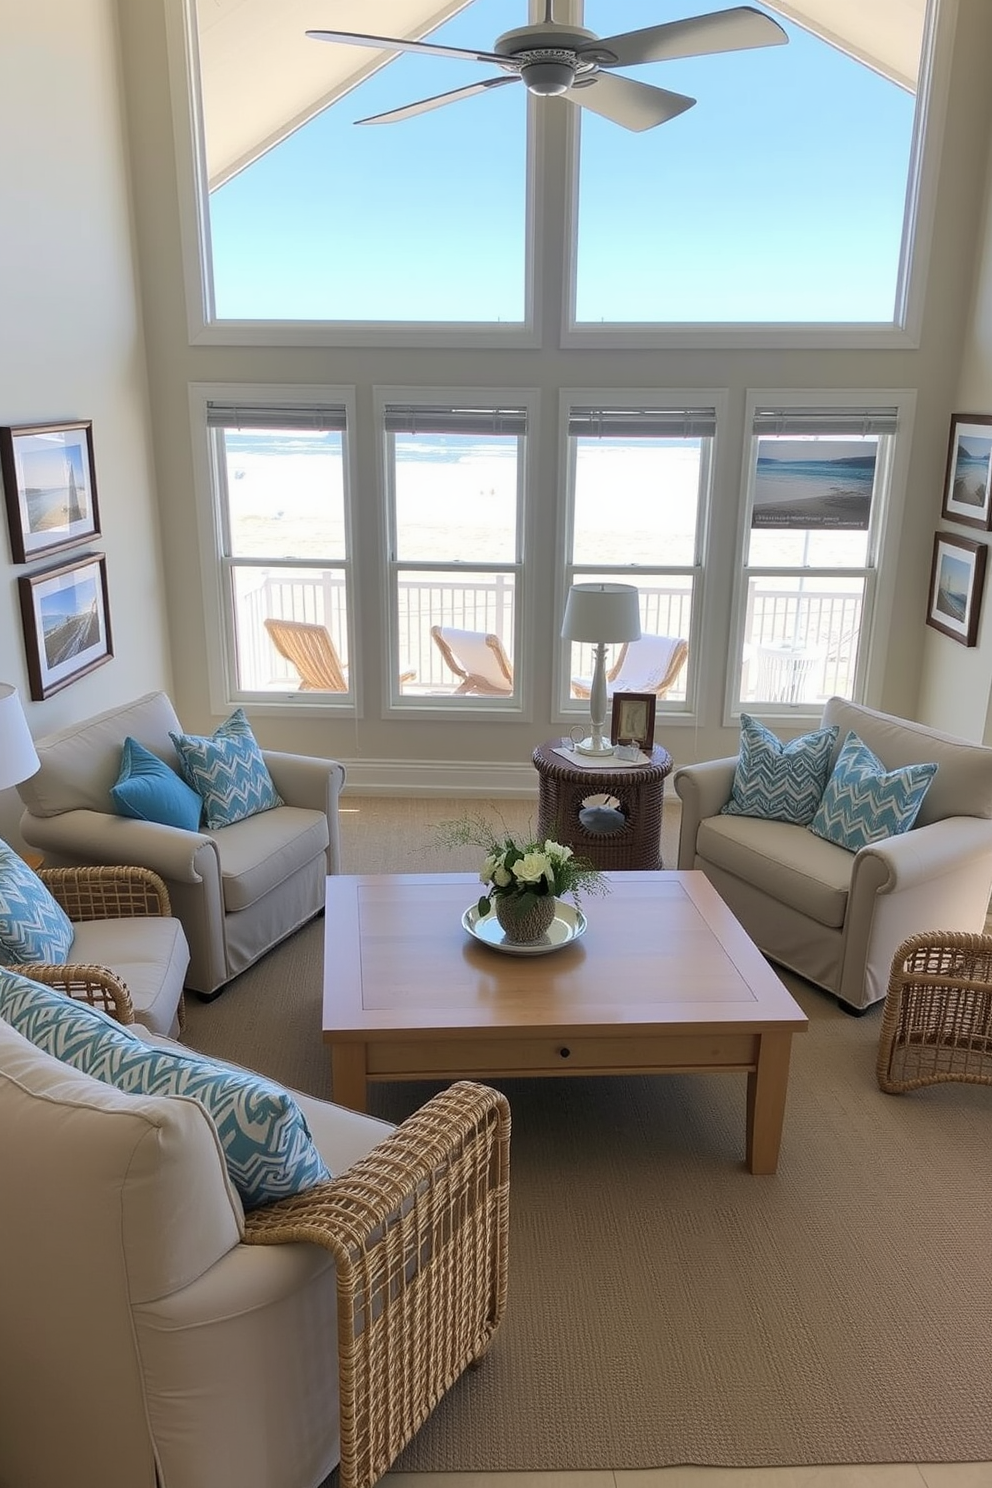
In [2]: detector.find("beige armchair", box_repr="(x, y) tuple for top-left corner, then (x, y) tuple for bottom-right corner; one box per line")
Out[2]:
(674, 697), (992, 1012)
(0, 1008), (510, 1488)
(16, 691), (345, 999)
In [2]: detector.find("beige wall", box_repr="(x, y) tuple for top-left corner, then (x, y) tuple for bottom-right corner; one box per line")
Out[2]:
(0, 0), (172, 845)
(917, 18), (992, 742)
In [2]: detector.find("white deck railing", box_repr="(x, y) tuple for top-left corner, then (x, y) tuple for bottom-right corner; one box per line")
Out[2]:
(235, 571), (861, 702)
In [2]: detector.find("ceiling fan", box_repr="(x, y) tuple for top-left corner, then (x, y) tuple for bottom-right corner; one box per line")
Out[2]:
(307, 3), (788, 132)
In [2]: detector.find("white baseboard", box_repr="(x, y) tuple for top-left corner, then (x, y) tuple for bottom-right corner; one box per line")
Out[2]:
(339, 758), (540, 797)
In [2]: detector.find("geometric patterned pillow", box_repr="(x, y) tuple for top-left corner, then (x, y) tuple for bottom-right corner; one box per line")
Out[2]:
(0, 969), (330, 1210)
(170, 708), (283, 831)
(110, 736), (203, 831)
(808, 731), (938, 854)
(721, 714), (840, 826)
(0, 840), (74, 964)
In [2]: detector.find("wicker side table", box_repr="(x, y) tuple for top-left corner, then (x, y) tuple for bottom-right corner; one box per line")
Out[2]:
(876, 930), (992, 1094)
(532, 739), (674, 872)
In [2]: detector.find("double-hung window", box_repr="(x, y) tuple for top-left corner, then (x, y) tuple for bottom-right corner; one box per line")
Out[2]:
(204, 399), (355, 703)
(731, 401), (901, 718)
(381, 397), (529, 708)
(560, 400), (715, 713)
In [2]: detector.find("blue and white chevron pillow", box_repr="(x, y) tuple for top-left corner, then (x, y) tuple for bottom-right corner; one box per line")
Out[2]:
(809, 731), (938, 853)
(0, 841), (73, 964)
(170, 707), (283, 830)
(0, 970), (330, 1210)
(721, 715), (839, 826)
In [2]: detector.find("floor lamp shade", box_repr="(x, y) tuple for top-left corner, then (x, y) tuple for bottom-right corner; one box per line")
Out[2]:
(0, 684), (40, 791)
(561, 584), (642, 756)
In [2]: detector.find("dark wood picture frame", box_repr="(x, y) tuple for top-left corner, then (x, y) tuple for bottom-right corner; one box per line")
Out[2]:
(925, 531), (987, 647)
(940, 413), (992, 530)
(610, 691), (657, 749)
(18, 552), (113, 699)
(1, 419), (100, 563)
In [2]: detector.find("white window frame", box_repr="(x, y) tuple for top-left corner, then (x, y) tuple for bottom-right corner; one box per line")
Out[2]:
(561, 0), (955, 352)
(554, 388), (724, 725)
(376, 386), (539, 719)
(189, 382), (360, 717)
(724, 388), (917, 728)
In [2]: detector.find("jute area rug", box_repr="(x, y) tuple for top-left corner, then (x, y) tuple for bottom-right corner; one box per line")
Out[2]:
(182, 798), (992, 1471)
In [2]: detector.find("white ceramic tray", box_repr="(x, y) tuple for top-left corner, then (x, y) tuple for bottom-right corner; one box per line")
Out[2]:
(461, 899), (587, 956)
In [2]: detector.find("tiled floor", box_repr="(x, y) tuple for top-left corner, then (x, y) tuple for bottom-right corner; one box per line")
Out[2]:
(384, 1468), (992, 1488)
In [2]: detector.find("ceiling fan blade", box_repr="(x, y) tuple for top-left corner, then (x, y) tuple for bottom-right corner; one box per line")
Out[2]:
(589, 6), (788, 69)
(306, 29), (507, 67)
(356, 75), (520, 125)
(568, 74), (695, 132)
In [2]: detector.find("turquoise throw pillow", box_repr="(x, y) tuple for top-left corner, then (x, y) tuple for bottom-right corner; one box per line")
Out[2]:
(721, 715), (839, 826)
(110, 737), (203, 831)
(0, 969), (331, 1210)
(170, 708), (282, 830)
(809, 731), (938, 853)
(0, 841), (73, 965)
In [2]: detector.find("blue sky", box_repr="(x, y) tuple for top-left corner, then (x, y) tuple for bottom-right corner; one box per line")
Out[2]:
(207, 0), (918, 322)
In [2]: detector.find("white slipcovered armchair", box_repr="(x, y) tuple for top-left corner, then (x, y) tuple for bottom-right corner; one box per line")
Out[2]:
(674, 697), (992, 1012)
(0, 1011), (510, 1488)
(16, 692), (345, 998)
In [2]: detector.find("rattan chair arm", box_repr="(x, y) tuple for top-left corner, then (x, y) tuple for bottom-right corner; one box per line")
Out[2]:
(39, 865), (172, 920)
(4, 961), (135, 1025)
(243, 1080), (510, 1488)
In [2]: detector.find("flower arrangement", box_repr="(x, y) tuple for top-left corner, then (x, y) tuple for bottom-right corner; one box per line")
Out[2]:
(435, 813), (608, 920)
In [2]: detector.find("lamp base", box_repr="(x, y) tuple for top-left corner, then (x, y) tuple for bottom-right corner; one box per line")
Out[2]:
(575, 735), (614, 756)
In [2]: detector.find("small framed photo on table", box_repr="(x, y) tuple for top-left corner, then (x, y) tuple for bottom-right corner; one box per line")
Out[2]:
(610, 691), (656, 750)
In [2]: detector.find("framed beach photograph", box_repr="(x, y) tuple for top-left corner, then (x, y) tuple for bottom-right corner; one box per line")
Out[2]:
(18, 552), (113, 699)
(610, 691), (656, 749)
(1, 420), (100, 563)
(940, 413), (992, 529)
(925, 531), (987, 647)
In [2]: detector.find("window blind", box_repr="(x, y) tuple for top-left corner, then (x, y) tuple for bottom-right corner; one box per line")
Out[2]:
(206, 402), (347, 432)
(383, 405), (528, 436)
(752, 407), (899, 438)
(568, 406), (716, 439)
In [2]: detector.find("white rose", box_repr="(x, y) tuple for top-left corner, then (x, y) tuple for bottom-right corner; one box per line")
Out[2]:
(493, 865), (513, 887)
(512, 852), (550, 884)
(480, 853), (499, 884)
(544, 841), (573, 862)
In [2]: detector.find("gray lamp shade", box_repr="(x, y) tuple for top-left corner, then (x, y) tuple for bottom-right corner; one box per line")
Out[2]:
(0, 684), (40, 792)
(561, 583), (642, 643)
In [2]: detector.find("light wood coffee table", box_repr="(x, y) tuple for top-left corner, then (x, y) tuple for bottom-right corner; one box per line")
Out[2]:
(323, 870), (808, 1174)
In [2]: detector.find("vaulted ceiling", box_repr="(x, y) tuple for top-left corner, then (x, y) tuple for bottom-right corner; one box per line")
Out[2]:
(196, 0), (926, 189)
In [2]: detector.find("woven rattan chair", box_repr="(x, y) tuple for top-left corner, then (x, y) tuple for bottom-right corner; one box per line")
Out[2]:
(430, 625), (514, 695)
(876, 930), (992, 1093)
(571, 633), (688, 701)
(0, 997), (510, 1488)
(3, 864), (187, 1036)
(264, 617), (350, 691)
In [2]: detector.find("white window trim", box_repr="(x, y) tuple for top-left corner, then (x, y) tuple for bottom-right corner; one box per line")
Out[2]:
(165, 0), (956, 350)
(723, 387), (917, 729)
(374, 385), (540, 721)
(165, 0), (542, 349)
(560, 0), (956, 353)
(188, 381), (361, 718)
(552, 387), (728, 728)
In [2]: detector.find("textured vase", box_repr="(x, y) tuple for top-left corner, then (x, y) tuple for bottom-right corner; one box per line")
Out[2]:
(494, 893), (557, 944)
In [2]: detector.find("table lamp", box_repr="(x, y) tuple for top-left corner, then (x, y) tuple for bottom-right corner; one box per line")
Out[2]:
(561, 582), (642, 756)
(0, 683), (40, 792)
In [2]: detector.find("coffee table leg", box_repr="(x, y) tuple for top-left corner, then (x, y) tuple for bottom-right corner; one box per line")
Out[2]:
(330, 1042), (369, 1113)
(745, 1030), (793, 1175)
